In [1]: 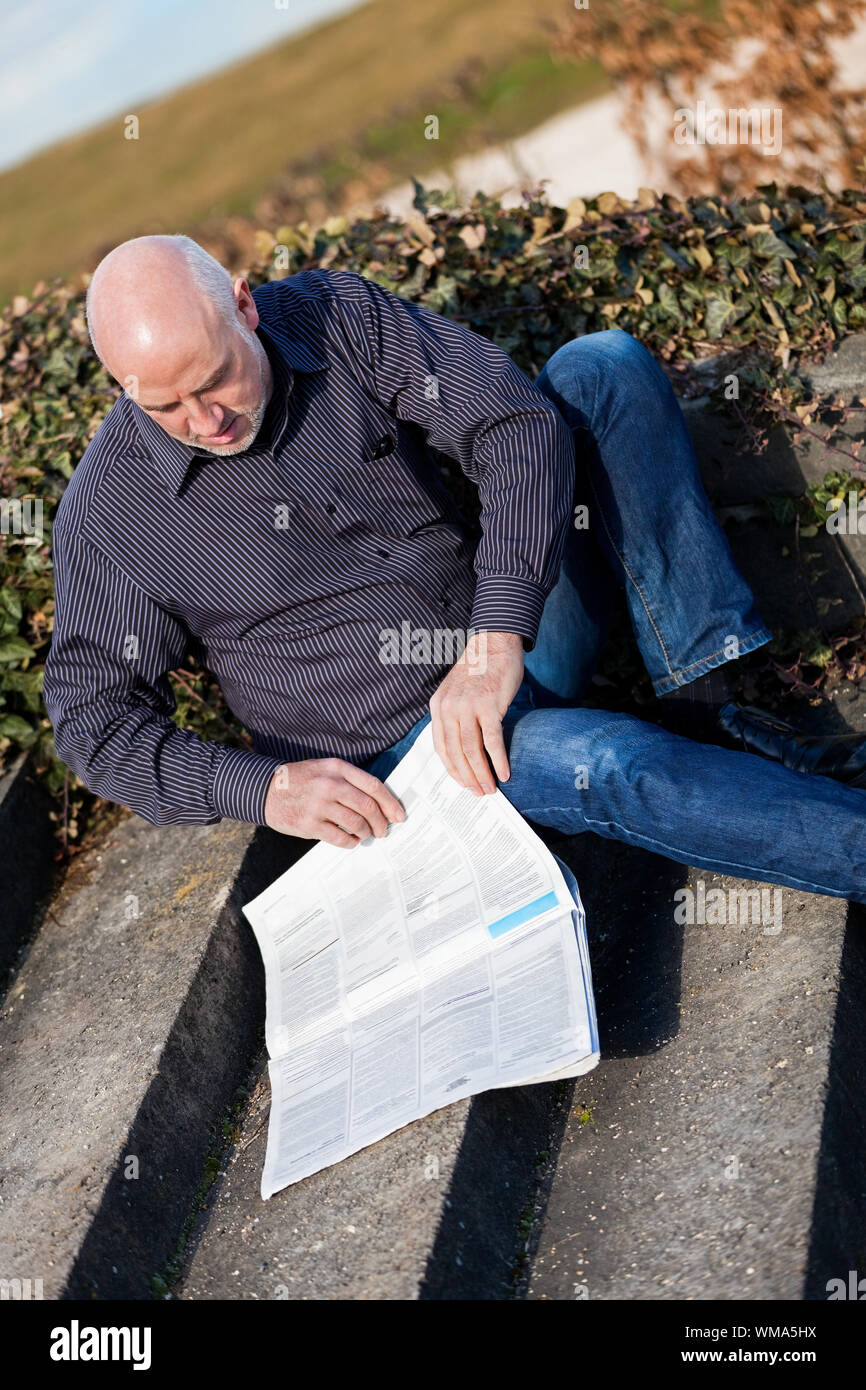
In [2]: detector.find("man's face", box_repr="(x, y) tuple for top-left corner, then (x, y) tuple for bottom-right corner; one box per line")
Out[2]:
(115, 286), (273, 456)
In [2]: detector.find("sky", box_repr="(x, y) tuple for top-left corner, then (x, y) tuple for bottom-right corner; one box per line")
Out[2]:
(0, 0), (366, 174)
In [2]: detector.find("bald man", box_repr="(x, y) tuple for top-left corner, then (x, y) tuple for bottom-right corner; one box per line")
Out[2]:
(42, 234), (866, 903)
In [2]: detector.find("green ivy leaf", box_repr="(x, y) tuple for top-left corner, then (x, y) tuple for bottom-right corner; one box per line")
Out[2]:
(749, 229), (794, 260)
(704, 296), (739, 339)
(0, 713), (36, 743)
(0, 587), (23, 633)
(0, 637), (35, 664)
(657, 281), (680, 318)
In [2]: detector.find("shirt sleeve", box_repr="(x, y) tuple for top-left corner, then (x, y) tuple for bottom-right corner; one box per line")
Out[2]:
(331, 270), (575, 648)
(42, 525), (285, 827)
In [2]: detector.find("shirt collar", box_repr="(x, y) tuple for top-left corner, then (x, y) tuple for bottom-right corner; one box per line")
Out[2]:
(133, 293), (328, 497)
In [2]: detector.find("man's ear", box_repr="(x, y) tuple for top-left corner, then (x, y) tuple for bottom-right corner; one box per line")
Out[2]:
(233, 277), (259, 331)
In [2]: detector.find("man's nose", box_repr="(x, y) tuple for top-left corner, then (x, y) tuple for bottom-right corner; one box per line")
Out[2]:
(186, 398), (225, 437)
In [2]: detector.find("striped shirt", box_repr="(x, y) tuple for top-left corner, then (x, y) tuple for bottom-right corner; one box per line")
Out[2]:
(42, 269), (575, 827)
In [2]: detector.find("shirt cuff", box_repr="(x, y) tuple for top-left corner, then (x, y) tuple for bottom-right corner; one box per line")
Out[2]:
(209, 743), (286, 825)
(469, 575), (548, 651)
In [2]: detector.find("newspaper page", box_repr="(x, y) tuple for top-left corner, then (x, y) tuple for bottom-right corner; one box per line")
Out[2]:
(242, 722), (600, 1199)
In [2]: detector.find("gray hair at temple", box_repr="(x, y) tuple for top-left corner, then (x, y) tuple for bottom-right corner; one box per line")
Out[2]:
(84, 233), (247, 367)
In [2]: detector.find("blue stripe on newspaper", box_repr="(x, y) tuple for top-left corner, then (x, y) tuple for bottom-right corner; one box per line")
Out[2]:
(487, 891), (559, 938)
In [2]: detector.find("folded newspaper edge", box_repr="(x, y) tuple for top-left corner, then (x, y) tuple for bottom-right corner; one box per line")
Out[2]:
(242, 722), (600, 1199)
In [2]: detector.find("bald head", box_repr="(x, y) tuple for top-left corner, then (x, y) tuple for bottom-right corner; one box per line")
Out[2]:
(86, 234), (273, 456)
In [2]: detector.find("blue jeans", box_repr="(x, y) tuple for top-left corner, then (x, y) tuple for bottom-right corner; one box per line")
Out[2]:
(365, 330), (866, 905)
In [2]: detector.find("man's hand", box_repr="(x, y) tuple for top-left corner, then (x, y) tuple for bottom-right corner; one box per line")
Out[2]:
(264, 757), (406, 847)
(429, 630), (524, 795)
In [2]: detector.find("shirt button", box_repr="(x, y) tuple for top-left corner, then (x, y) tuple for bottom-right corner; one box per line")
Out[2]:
(326, 503), (337, 515)
(376, 547), (389, 558)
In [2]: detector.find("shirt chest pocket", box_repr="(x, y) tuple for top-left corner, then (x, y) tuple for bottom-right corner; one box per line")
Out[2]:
(325, 417), (455, 541)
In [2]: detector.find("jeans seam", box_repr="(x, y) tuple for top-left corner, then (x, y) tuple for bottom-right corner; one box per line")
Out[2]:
(579, 359), (675, 678)
(653, 626), (774, 694)
(668, 631), (770, 678)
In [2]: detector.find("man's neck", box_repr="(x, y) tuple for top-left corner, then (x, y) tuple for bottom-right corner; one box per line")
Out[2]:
(262, 343), (275, 407)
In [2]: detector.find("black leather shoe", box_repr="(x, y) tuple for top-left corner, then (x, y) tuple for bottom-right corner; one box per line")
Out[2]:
(713, 701), (866, 788)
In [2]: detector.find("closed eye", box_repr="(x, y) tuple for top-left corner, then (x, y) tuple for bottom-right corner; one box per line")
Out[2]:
(141, 360), (232, 413)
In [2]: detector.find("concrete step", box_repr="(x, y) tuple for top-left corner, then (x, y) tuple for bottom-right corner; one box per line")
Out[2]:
(521, 867), (866, 1301)
(684, 331), (866, 508)
(172, 823), (866, 1302)
(174, 1050), (561, 1300)
(171, 838), (631, 1301)
(0, 750), (59, 989)
(725, 517), (866, 640)
(0, 809), (301, 1299)
(686, 398), (865, 507)
(682, 340), (866, 628)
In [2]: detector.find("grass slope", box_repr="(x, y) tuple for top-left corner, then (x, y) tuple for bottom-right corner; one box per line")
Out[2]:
(0, 0), (603, 305)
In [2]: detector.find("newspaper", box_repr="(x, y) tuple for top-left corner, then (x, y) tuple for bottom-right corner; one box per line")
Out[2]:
(242, 722), (599, 1199)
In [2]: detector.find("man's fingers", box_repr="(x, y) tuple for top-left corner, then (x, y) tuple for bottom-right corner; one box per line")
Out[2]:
(266, 757), (408, 844)
(334, 785), (389, 838)
(459, 713), (496, 794)
(441, 708), (485, 795)
(319, 821), (361, 849)
(481, 718), (510, 783)
(327, 803), (375, 841)
(430, 708), (460, 785)
(339, 761), (406, 823)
